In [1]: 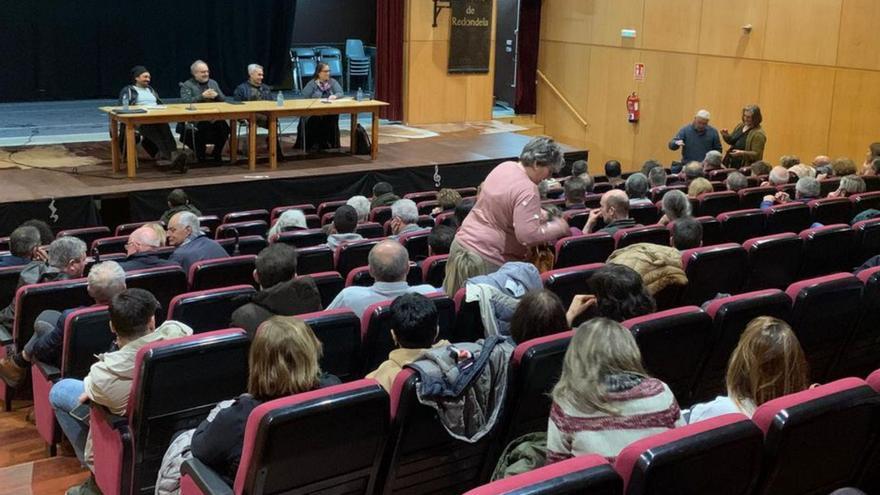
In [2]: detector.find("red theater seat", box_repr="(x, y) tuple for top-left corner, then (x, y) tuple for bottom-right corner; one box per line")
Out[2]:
(187, 255), (257, 291)
(680, 243), (747, 305)
(296, 309), (362, 382)
(221, 209), (269, 225)
(464, 454), (621, 495)
(742, 233), (802, 291)
(554, 233), (615, 268)
(167, 285), (256, 333)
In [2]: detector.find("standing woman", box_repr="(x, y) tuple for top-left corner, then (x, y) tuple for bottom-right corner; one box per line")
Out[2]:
(721, 104), (766, 169)
(442, 137), (570, 295)
(295, 62), (344, 151)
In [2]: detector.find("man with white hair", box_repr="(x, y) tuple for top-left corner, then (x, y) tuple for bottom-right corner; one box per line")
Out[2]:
(117, 225), (178, 272)
(232, 63), (284, 157)
(346, 195), (371, 223)
(763, 166), (792, 187)
(702, 150), (724, 173)
(0, 261), (127, 387)
(389, 199), (428, 237)
(668, 109), (722, 164)
(761, 177), (820, 210)
(167, 212), (228, 272)
(178, 59), (230, 163)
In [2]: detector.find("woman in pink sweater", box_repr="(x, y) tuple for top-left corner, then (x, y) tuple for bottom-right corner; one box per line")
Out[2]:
(443, 137), (570, 295)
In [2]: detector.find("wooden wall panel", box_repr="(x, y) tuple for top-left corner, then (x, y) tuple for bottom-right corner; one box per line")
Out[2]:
(698, 0), (768, 58)
(406, 0), (449, 42)
(828, 69), (880, 161)
(536, 41), (590, 117)
(693, 57), (764, 140)
(642, 0), (702, 53)
(583, 47), (639, 172)
(837, 0), (880, 70)
(537, 83), (589, 150)
(539, 0), (595, 44)
(763, 0), (841, 66)
(588, 0), (645, 48)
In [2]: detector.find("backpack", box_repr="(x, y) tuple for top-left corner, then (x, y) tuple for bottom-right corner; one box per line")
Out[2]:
(354, 123), (371, 155)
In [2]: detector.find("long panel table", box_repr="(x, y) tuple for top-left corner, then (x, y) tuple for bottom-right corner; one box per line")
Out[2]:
(100, 98), (388, 178)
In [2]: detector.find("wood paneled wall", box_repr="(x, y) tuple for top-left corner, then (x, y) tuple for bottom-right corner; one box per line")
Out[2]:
(402, 0), (496, 124)
(537, 0), (880, 173)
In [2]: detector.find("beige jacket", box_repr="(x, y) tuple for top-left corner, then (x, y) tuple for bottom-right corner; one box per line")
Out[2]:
(606, 243), (687, 295)
(366, 340), (450, 392)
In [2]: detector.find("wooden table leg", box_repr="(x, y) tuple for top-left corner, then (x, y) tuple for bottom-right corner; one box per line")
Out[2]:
(125, 123), (137, 178)
(229, 119), (238, 164)
(371, 111), (379, 160)
(109, 118), (120, 173)
(350, 113), (357, 155)
(268, 115), (277, 170)
(248, 116), (257, 171)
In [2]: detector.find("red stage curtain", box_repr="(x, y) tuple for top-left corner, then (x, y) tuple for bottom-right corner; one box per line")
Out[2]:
(376, 0), (405, 121)
(515, 0), (541, 114)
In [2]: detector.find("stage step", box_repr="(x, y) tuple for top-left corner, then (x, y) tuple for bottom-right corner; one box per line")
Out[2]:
(496, 114), (545, 136)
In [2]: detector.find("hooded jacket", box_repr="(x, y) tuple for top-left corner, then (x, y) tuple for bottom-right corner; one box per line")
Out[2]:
(606, 243), (687, 295)
(229, 277), (322, 337)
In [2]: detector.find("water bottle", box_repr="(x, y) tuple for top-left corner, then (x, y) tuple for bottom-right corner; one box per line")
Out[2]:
(122, 92), (130, 111)
(356, 87), (364, 102)
(276, 91), (284, 107)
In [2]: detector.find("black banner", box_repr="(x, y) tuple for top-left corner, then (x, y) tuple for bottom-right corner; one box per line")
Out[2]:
(448, 0), (493, 73)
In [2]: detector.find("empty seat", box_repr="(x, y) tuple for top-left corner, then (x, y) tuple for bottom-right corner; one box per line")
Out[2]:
(742, 233), (802, 291)
(695, 289), (792, 401)
(615, 413), (763, 495)
(301, 271), (344, 308)
(751, 378), (879, 495)
(269, 203), (316, 221)
(464, 454), (622, 495)
(0, 265), (25, 309)
(398, 229), (430, 260)
(554, 234), (615, 268)
(628, 204), (659, 226)
(115, 221), (157, 237)
(694, 216), (723, 246)
(584, 193), (603, 208)
(316, 199), (348, 218)
(623, 306), (714, 407)
(787, 273), (863, 382)
(370, 206), (393, 225)
(421, 254), (448, 288)
(196, 215), (220, 237)
(541, 263), (604, 308)
(272, 228), (327, 248)
(188, 255), (257, 291)
(613, 225), (670, 249)
(91, 235), (129, 255)
(297, 309), (363, 382)
(215, 220), (268, 239)
(680, 244), (748, 305)
(9, 278), (92, 352)
(718, 209), (766, 244)
(125, 266), (187, 322)
(216, 235), (266, 256)
(297, 246), (334, 274)
(809, 197), (853, 225)
(850, 191), (880, 214)
(167, 285), (256, 333)
(404, 191), (438, 202)
(452, 287), (485, 343)
(58, 226), (112, 248)
(832, 266), (880, 379)
(852, 217), (880, 268)
(764, 203), (812, 235)
(798, 224), (854, 278)
(222, 209), (269, 225)
(738, 186), (777, 210)
(335, 238), (383, 277)
(355, 222), (385, 239)
(698, 191), (740, 217)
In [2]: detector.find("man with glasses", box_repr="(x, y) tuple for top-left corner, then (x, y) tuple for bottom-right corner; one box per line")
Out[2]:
(117, 225), (178, 272)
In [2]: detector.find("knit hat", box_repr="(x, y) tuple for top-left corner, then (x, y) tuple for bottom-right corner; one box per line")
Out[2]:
(130, 65), (149, 81)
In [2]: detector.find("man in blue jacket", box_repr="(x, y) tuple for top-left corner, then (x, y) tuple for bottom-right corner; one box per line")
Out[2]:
(668, 109), (722, 164)
(167, 212), (229, 273)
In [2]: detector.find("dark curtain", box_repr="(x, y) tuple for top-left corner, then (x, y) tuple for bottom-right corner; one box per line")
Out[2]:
(514, 0), (541, 114)
(376, 0), (404, 121)
(0, 0), (296, 102)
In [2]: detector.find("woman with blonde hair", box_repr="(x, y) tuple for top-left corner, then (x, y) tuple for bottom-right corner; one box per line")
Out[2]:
(432, 188), (463, 215)
(687, 177), (714, 198)
(267, 209), (307, 240)
(190, 317), (339, 483)
(688, 316), (809, 423)
(546, 318), (682, 463)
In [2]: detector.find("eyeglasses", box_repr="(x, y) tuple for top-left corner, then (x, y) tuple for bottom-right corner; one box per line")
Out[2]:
(320, 69), (330, 73)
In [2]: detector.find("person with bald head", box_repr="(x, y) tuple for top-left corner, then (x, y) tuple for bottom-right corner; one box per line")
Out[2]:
(585, 189), (638, 235)
(326, 240), (437, 319)
(178, 59), (230, 163)
(116, 224), (178, 272)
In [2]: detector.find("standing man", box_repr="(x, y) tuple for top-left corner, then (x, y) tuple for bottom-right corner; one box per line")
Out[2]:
(668, 109), (722, 165)
(178, 60), (230, 163)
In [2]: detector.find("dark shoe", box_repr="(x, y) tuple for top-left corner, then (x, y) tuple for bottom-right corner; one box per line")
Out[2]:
(172, 152), (188, 174)
(66, 475), (101, 495)
(0, 356), (25, 388)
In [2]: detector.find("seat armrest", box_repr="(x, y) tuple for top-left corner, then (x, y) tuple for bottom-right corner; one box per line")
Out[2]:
(181, 458), (234, 495)
(34, 361), (61, 382)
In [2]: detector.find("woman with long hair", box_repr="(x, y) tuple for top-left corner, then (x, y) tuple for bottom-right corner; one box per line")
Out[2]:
(294, 62), (345, 151)
(721, 104), (766, 168)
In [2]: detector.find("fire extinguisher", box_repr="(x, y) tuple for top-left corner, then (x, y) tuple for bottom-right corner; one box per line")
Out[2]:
(626, 92), (640, 123)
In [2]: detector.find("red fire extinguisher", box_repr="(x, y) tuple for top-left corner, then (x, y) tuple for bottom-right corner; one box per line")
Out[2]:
(626, 92), (640, 123)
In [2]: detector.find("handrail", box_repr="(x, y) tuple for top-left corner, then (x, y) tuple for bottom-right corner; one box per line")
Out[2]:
(536, 69), (589, 129)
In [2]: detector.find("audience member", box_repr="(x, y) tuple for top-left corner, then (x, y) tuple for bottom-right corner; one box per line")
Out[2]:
(167, 212), (229, 272)
(366, 293), (449, 391)
(508, 289), (569, 344)
(725, 171), (748, 192)
(570, 159), (588, 178)
(325, 205), (364, 250)
(427, 224), (454, 256)
(688, 177), (713, 198)
(815, 164), (834, 180)
(547, 317), (682, 463)
(160, 189), (201, 225)
(267, 209), (307, 240)
(230, 244), (321, 337)
(585, 190), (636, 235)
(294, 62), (345, 151)
(789, 163), (816, 179)
(370, 182), (400, 209)
(625, 173), (653, 206)
(648, 166), (667, 188)
(0, 225), (42, 268)
(658, 190), (692, 226)
(568, 264), (655, 324)
(232, 64), (284, 157)
(178, 60), (230, 163)
(606, 232), (686, 297)
(748, 160), (771, 177)
(442, 248), (486, 297)
(702, 150), (724, 173)
(432, 188), (463, 215)
(117, 225), (178, 271)
(328, 240), (435, 318)
(682, 161), (705, 183)
(563, 177), (587, 210)
(389, 199), (427, 237)
(21, 219), (55, 246)
(721, 104), (766, 168)
(779, 155), (800, 169)
(812, 155), (832, 168)
(763, 166), (791, 187)
(688, 316), (809, 423)
(668, 109), (721, 164)
(862, 158), (880, 177)
(670, 216), (703, 250)
(828, 174), (866, 198)
(604, 160), (624, 187)
(640, 159), (663, 177)
(831, 157), (858, 177)
(346, 195), (371, 223)
(761, 176), (820, 210)
(865, 142), (880, 169)
(190, 317), (338, 484)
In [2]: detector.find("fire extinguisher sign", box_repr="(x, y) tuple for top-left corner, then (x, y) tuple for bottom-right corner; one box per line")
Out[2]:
(634, 63), (646, 81)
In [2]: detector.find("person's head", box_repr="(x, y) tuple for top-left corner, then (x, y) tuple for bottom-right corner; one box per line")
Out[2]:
(688, 177), (713, 198)
(789, 163), (816, 179)
(331, 205), (358, 234)
(436, 188), (463, 211)
(21, 219), (54, 245)
(455, 198), (475, 226)
(254, 243), (298, 289)
(768, 166), (790, 186)
(87, 261), (127, 304)
(671, 217), (703, 250)
(571, 160), (588, 177)
(693, 109), (711, 131)
(640, 160), (662, 177)
(519, 137), (564, 184)
(313, 62), (331, 82)
(444, 249), (486, 296)
(703, 150), (723, 171)
(246, 63), (264, 86)
(48, 236), (87, 277)
(509, 289), (568, 344)
(130, 65), (150, 88)
(126, 225), (162, 256)
(268, 209), (307, 239)
(725, 171), (748, 192)
(648, 166), (667, 188)
(795, 177), (820, 200)
(838, 174), (866, 196)
(249, 317), (323, 400)
(726, 316), (809, 412)
(604, 160), (622, 179)
(190, 60), (210, 83)
(564, 177), (587, 205)
(390, 293), (439, 349)
(552, 317), (648, 415)
(167, 189), (190, 208)
(662, 190), (692, 221)
(390, 199), (419, 234)
(625, 173), (649, 200)
(109, 288), (159, 342)
(684, 161), (704, 181)
(832, 157), (858, 177)
(428, 224), (454, 256)
(779, 155), (800, 169)
(750, 160), (771, 177)
(869, 142), (880, 162)
(9, 226), (41, 259)
(742, 104), (763, 127)
(167, 212), (200, 246)
(815, 164), (834, 178)
(346, 195), (371, 223)
(368, 240), (409, 283)
(866, 158), (880, 176)
(372, 181), (394, 198)
(588, 264), (655, 321)
(599, 189), (630, 223)
(148, 223), (167, 247)
(812, 155), (831, 167)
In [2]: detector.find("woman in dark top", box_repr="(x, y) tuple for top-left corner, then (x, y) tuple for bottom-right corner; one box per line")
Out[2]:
(721, 104), (766, 169)
(294, 62), (345, 151)
(190, 316), (339, 484)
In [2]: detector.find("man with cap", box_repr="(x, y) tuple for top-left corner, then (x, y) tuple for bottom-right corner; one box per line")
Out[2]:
(118, 66), (187, 172)
(668, 109), (722, 164)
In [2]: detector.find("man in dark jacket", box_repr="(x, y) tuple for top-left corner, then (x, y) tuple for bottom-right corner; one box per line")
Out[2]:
(370, 182), (400, 209)
(159, 189), (202, 225)
(230, 243), (321, 337)
(116, 225), (178, 272)
(167, 212), (229, 273)
(0, 225), (42, 268)
(178, 60), (230, 163)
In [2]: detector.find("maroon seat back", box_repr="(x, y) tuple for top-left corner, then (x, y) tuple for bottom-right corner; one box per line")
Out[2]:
(404, 190), (438, 202)
(299, 271), (344, 308)
(92, 235), (129, 255)
(738, 186), (777, 209)
(809, 197), (853, 225)
(852, 218), (880, 268)
(541, 263), (604, 309)
(125, 266), (187, 322)
(317, 199), (348, 218)
(355, 222), (385, 239)
(115, 221), (157, 237)
(296, 246), (334, 275)
(463, 454), (621, 495)
(765, 203), (812, 235)
(833, 267), (880, 379)
(0, 265), (25, 309)
(272, 228), (327, 248)
(698, 191), (739, 217)
(628, 204), (660, 226)
(718, 209), (766, 244)
(187, 255), (257, 291)
(13, 278), (92, 352)
(398, 229), (430, 260)
(850, 191), (880, 214)
(58, 226), (112, 248)
(421, 254), (448, 287)
(196, 215), (220, 238)
(167, 285), (256, 333)
(269, 203), (316, 221)
(650, 184), (686, 203)
(798, 224), (855, 278)
(297, 309), (363, 382)
(215, 220), (268, 239)
(694, 215), (723, 246)
(613, 225), (669, 249)
(222, 209), (269, 225)
(818, 177), (841, 197)
(335, 238), (383, 277)
(743, 233), (803, 291)
(452, 287), (485, 343)
(554, 234), (615, 268)
(680, 244), (747, 305)
(416, 200), (439, 215)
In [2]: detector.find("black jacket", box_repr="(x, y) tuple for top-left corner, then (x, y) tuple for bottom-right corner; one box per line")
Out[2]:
(230, 277), (322, 337)
(116, 252), (179, 272)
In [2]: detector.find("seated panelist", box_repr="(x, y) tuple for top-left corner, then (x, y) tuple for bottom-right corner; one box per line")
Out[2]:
(294, 62), (344, 152)
(178, 59), (230, 163)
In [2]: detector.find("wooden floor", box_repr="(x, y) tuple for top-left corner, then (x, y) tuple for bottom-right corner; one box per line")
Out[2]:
(0, 401), (88, 495)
